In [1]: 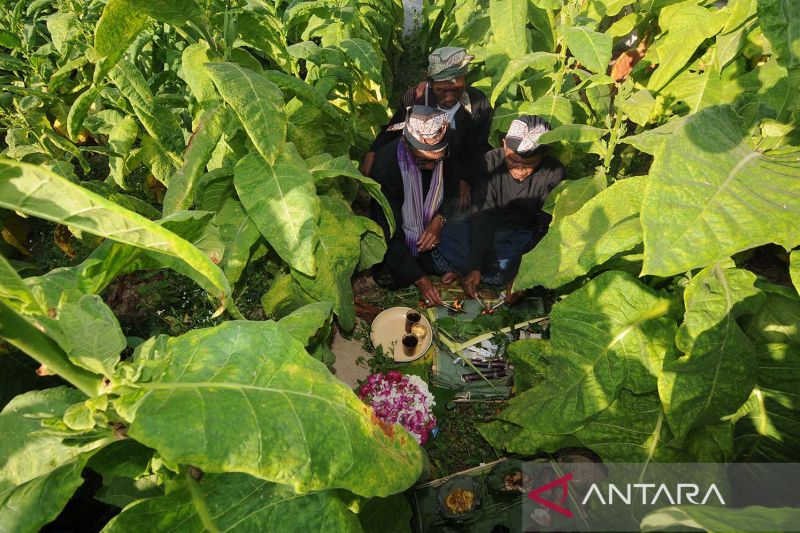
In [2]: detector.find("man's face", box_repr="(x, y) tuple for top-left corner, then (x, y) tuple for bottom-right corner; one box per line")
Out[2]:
(411, 144), (446, 170)
(503, 145), (543, 181)
(431, 77), (466, 109)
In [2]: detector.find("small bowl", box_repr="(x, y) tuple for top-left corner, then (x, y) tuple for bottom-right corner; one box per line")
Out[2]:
(437, 476), (480, 520)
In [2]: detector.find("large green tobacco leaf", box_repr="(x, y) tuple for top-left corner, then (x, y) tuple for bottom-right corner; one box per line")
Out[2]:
(124, 321), (423, 496)
(0, 160), (232, 306)
(50, 294), (126, 376)
(563, 26), (612, 75)
(500, 271), (675, 433)
(647, 5), (724, 91)
(640, 105), (800, 277)
(278, 302), (334, 345)
(543, 173), (607, 223)
(206, 62), (287, 165)
(162, 105), (228, 215)
(481, 391), (685, 463)
(109, 60), (184, 159)
(107, 116), (138, 188)
(234, 145), (319, 276)
(340, 38), (384, 86)
(742, 282), (800, 345)
(307, 153), (394, 233)
(0, 459), (87, 533)
(733, 343), (800, 461)
(757, 0), (800, 68)
(490, 0), (528, 59)
(515, 176), (644, 290)
(490, 53), (558, 106)
(290, 202), (365, 331)
(659, 262), (763, 442)
(103, 472), (361, 532)
(213, 199), (261, 284)
(94, 0), (149, 81)
(0, 387), (106, 493)
(641, 505), (800, 532)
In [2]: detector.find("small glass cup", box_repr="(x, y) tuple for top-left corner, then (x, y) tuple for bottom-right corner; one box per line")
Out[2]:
(405, 310), (421, 333)
(401, 333), (419, 356)
(411, 323), (428, 342)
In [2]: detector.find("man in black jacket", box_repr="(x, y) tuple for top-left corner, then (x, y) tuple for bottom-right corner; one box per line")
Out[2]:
(453, 115), (566, 302)
(370, 105), (464, 306)
(361, 47), (493, 211)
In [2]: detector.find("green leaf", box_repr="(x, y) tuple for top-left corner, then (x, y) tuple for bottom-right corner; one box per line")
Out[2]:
(46, 12), (77, 53)
(109, 60), (184, 157)
(563, 26), (612, 75)
(640, 105), (800, 277)
(359, 494), (413, 533)
(307, 153), (394, 234)
(641, 505), (800, 532)
(53, 294), (126, 376)
(0, 30), (21, 50)
(66, 85), (101, 142)
(261, 273), (315, 319)
(340, 38), (384, 86)
(715, 25), (748, 72)
(791, 250), (800, 295)
(206, 62), (287, 165)
(212, 198), (260, 284)
(94, 0), (150, 79)
(124, 321), (423, 496)
(647, 5), (724, 91)
(543, 173), (607, 223)
(107, 116), (138, 188)
(538, 123), (606, 144)
(733, 343), (800, 461)
(501, 271), (675, 433)
(0, 252), (40, 313)
(619, 89), (656, 126)
(290, 200), (368, 331)
(278, 301), (334, 344)
(0, 160), (232, 307)
(0, 460), (87, 533)
(757, 0), (800, 68)
(741, 281), (800, 346)
(234, 145), (319, 276)
(103, 472), (362, 532)
(0, 387), (104, 493)
(490, 0), (529, 59)
(180, 43), (219, 107)
(490, 52), (558, 106)
(162, 105), (228, 215)
(721, 0), (757, 33)
(658, 262), (763, 442)
(515, 176), (644, 290)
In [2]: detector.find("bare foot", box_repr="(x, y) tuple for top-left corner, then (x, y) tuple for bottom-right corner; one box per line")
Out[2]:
(441, 272), (460, 284)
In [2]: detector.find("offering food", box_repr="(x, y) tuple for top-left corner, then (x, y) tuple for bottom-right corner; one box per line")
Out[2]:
(445, 488), (475, 515)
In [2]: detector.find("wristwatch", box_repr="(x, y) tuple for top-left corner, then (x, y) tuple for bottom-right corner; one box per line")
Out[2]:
(435, 213), (447, 225)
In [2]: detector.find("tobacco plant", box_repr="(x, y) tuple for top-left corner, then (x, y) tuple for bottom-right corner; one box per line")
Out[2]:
(421, 0), (800, 467)
(0, 0), (422, 531)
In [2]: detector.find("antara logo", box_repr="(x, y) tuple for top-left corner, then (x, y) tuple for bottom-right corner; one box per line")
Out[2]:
(527, 473), (727, 519)
(581, 483), (726, 506)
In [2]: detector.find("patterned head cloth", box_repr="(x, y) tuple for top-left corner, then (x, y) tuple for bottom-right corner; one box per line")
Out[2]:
(401, 105), (451, 152)
(427, 47), (474, 82)
(504, 115), (552, 157)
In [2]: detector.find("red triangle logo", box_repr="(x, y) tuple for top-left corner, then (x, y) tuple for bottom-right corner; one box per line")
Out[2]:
(527, 472), (574, 518)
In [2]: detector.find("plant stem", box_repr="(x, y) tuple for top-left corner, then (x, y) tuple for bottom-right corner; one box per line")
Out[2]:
(185, 469), (221, 533)
(603, 109), (624, 174)
(0, 301), (102, 397)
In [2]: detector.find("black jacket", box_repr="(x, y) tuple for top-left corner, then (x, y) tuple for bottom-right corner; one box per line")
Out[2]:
(467, 148), (566, 272)
(370, 138), (460, 287)
(369, 82), (493, 188)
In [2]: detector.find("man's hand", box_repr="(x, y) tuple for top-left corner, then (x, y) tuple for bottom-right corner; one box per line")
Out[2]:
(417, 216), (444, 253)
(463, 270), (481, 299)
(360, 151), (376, 176)
(415, 276), (443, 306)
(458, 180), (471, 211)
(504, 279), (525, 305)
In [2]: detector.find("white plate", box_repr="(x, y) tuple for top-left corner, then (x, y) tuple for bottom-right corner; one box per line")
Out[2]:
(370, 306), (433, 362)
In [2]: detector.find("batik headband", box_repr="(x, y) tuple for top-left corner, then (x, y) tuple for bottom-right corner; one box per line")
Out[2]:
(504, 115), (552, 157)
(398, 105), (451, 152)
(427, 46), (474, 82)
